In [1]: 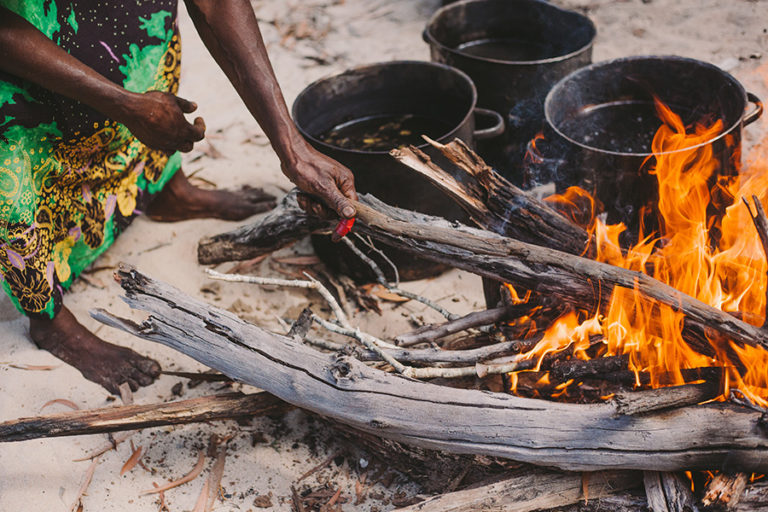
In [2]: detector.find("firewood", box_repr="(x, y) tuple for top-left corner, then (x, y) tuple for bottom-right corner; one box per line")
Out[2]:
(198, 192), (768, 357)
(88, 266), (768, 472)
(0, 392), (290, 442)
(643, 471), (699, 512)
(391, 139), (592, 256)
(702, 473), (749, 511)
(394, 305), (528, 347)
(612, 382), (720, 416)
(391, 468), (640, 512)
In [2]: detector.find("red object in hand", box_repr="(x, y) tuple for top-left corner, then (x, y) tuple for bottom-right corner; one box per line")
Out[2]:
(333, 217), (356, 240)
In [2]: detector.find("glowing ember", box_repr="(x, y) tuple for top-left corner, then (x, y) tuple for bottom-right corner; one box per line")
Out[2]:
(509, 96), (768, 406)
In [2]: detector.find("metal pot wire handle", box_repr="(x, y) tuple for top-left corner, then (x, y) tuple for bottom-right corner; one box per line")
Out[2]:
(473, 108), (506, 140)
(744, 92), (763, 126)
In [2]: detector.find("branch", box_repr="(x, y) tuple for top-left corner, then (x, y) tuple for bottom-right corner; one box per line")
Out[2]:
(395, 305), (527, 346)
(743, 195), (768, 329)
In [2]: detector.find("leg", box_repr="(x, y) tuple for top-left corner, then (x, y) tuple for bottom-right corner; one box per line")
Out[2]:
(146, 170), (276, 222)
(29, 306), (161, 394)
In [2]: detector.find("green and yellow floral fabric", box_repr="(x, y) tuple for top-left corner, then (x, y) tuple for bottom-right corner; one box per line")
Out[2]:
(0, 0), (180, 317)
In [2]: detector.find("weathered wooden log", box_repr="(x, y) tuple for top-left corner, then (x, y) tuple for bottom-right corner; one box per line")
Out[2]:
(89, 266), (768, 472)
(643, 471), (699, 512)
(702, 473), (750, 511)
(612, 382), (720, 417)
(391, 139), (592, 256)
(393, 468), (641, 512)
(346, 196), (768, 355)
(0, 392), (290, 442)
(198, 192), (768, 356)
(198, 190), (323, 265)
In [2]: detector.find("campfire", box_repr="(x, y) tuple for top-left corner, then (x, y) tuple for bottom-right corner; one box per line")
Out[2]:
(5, 93), (768, 511)
(498, 97), (768, 408)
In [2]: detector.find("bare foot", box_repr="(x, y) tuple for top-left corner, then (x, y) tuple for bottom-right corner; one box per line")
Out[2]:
(146, 170), (276, 222)
(29, 307), (161, 394)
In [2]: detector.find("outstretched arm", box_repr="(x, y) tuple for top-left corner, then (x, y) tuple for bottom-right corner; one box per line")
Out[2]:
(183, 0), (358, 219)
(0, 7), (204, 153)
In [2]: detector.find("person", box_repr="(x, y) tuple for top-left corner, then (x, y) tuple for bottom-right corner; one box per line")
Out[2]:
(0, 0), (358, 393)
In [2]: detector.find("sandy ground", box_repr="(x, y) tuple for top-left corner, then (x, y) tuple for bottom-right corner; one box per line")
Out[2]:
(1, 0), (767, 511)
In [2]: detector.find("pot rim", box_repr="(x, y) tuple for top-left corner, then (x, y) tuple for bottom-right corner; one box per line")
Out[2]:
(424, 0), (596, 66)
(291, 60), (478, 156)
(543, 54), (749, 158)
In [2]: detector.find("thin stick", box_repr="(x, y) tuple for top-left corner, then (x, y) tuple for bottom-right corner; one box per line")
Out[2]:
(69, 456), (100, 512)
(205, 268), (350, 328)
(311, 314), (407, 373)
(744, 195), (768, 328)
(354, 233), (400, 285)
(395, 305), (527, 346)
(341, 236), (457, 321)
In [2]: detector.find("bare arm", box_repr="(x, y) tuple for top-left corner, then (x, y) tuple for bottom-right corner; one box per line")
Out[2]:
(0, 7), (204, 153)
(183, 0), (358, 219)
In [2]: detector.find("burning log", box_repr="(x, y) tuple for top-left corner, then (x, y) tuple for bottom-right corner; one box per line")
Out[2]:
(197, 192), (768, 357)
(88, 265), (768, 472)
(702, 473), (750, 511)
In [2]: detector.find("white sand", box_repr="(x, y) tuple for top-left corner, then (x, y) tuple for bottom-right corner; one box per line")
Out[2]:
(1, 0), (767, 510)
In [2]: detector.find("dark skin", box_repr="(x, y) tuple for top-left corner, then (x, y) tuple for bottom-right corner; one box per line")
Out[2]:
(0, 0), (358, 393)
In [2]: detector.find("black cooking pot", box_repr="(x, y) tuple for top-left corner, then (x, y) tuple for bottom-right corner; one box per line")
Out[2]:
(292, 61), (504, 282)
(424, 0), (595, 184)
(528, 55), (763, 243)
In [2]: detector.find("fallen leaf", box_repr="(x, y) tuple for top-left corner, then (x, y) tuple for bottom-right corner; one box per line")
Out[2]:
(372, 286), (410, 303)
(327, 487), (342, 506)
(141, 451), (205, 495)
(582, 472), (590, 504)
(192, 480), (210, 512)
(40, 399), (80, 412)
(120, 443), (143, 476)
(206, 443), (229, 511)
(9, 363), (59, 371)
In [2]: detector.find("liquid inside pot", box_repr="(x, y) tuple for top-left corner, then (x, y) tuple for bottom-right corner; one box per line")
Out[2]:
(455, 38), (558, 61)
(319, 114), (453, 152)
(558, 100), (696, 154)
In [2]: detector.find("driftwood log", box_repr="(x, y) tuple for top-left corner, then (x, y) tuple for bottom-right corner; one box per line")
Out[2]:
(393, 468), (641, 512)
(88, 265), (768, 472)
(200, 192), (768, 358)
(0, 392), (290, 442)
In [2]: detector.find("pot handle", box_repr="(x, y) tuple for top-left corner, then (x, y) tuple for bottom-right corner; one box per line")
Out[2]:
(744, 92), (763, 126)
(473, 108), (506, 140)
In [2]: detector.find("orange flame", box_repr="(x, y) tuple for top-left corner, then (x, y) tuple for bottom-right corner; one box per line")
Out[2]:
(510, 96), (768, 405)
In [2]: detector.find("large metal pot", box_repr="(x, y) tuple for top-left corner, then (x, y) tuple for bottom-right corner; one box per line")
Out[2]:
(424, 0), (595, 184)
(292, 61), (504, 281)
(532, 55), (763, 243)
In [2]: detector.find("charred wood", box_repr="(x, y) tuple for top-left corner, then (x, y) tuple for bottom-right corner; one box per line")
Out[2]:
(89, 266), (768, 472)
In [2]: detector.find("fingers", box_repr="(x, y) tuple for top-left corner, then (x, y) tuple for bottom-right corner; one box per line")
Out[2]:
(190, 116), (206, 141)
(175, 95), (198, 114)
(325, 185), (356, 219)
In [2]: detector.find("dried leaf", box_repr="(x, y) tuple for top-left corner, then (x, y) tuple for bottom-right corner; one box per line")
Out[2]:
(582, 472), (590, 504)
(40, 399), (80, 412)
(69, 456), (100, 512)
(141, 451), (205, 495)
(120, 443), (143, 476)
(327, 487), (342, 506)
(372, 286), (410, 303)
(206, 443), (229, 511)
(9, 363), (59, 371)
(273, 255), (321, 266)
(192, 480), (210, 512)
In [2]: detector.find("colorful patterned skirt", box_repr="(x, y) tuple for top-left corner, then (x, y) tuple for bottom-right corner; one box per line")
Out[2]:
(0, 0), (181, 318)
